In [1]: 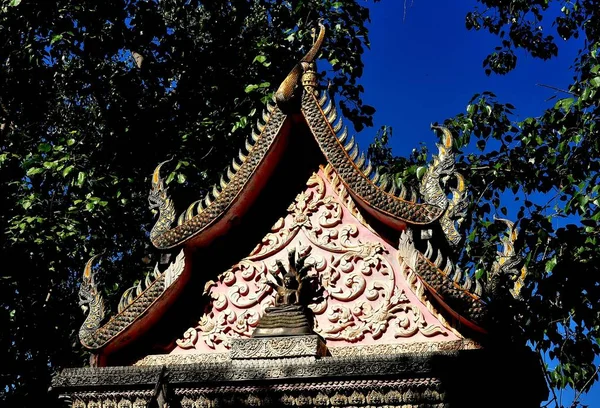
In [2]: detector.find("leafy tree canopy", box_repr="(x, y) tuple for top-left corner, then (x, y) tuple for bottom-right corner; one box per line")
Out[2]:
(370, 1), (600, 406)
(0, 1), (376, 406)
(2, 0), (600, 407)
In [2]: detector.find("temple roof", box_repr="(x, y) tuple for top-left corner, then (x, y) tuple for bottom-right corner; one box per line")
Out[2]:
(76, 24), (527, 363)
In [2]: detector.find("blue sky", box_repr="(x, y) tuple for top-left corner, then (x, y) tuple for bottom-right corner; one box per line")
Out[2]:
(356, 1), (580, 154)
(355, 1), (598, 406)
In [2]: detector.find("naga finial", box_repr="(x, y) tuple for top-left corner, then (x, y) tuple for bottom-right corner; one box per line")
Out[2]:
(149, 160), (176, 245)
(487, 216), (527, 299)
(79, 254), (106, 345)
(275, 22), (326, 108)
(420, 126), (469, 246)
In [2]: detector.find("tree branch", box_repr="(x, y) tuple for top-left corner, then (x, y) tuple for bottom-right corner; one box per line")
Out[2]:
(570, 364), (600, 408)
(536, 83), (579, 97)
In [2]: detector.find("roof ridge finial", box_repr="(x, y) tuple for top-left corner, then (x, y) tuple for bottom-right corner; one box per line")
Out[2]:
(275, 22), (326, 109)
(301, 21), (326, 64)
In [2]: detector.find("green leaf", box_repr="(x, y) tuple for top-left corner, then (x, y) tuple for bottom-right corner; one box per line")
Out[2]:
(555, 97), (574, 111)
(244, 84), (259, 93)
(50, 34), (63, 45)
(9, 0), (21, 6)
(38, 143), (52, 152)
(177, 173), (186, 184)
(26, 167), (43, 176)
(545, 257), (557, 273)
(62, 165), (74, 177)
(166, 172), (175, 184)
(252, 55), (267, 64)
(77, 171), (86, 185)
(590, 76), (600, 88)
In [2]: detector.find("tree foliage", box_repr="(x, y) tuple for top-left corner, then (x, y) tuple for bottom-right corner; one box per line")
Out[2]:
(0, 1), (377, 406)
(371, 2), (600, 406)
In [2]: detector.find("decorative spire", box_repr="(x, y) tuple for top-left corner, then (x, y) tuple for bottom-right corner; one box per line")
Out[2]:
(275, 22), (326, 108)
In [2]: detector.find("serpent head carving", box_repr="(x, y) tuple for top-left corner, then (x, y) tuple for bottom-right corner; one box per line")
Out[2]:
(79, 254), (105, 339)
(420, 126), (469, 246)
(149, 160), (176, 242)
(487, 217), (527, 300)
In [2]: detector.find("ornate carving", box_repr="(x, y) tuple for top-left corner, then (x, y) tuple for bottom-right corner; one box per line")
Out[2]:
(61, 378), (450, 408)
(134, 352), (230, 366)
(180, 397), (194, 408)
(117, 399), (132, 408)
(398, 228), (487, 330)
(56, 353), (453, 386)
(164, 249), (186, 288)
(150, 103), (287, 249)
(56, 348), (545, 408)
(275, 23), (325, 108)
(249, 172), (325, 260)
(322, 164), (374, 232)
(101, 399), (117, 408)
(252, 248), (317, 337)
(148, 160), (177, 246)
(135, 339), (479, 366)
(420, 126), (469, 246)
(487, 217), (528, 299)
(117, 249), (184, 314)
(78, 255), (106, 350)
(231, 335), (326, 359)
(176, 169), (450, 351)
(78, 250), (185, 350)
(398, 216), (527, 331)
(301, 89), (445, 225)
(311, 240), (447, 341)
(132, 399), (146, 408)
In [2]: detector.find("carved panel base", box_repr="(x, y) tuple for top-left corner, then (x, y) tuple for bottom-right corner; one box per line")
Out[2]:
(231, 335), (327, 360)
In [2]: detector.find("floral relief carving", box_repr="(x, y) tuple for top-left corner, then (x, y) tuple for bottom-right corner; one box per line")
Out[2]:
(174, 167), (450, 351)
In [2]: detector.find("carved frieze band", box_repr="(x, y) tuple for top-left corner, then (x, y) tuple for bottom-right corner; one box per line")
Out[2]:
(71, 395), (149, 408)
(173, 378), (446, 407)
(54, 351), (471, 388)
(68, 378), (446, 408)
(230, 335), (327, 359)
(175, 169), (450, 351)
(135, 339), (480, 366)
